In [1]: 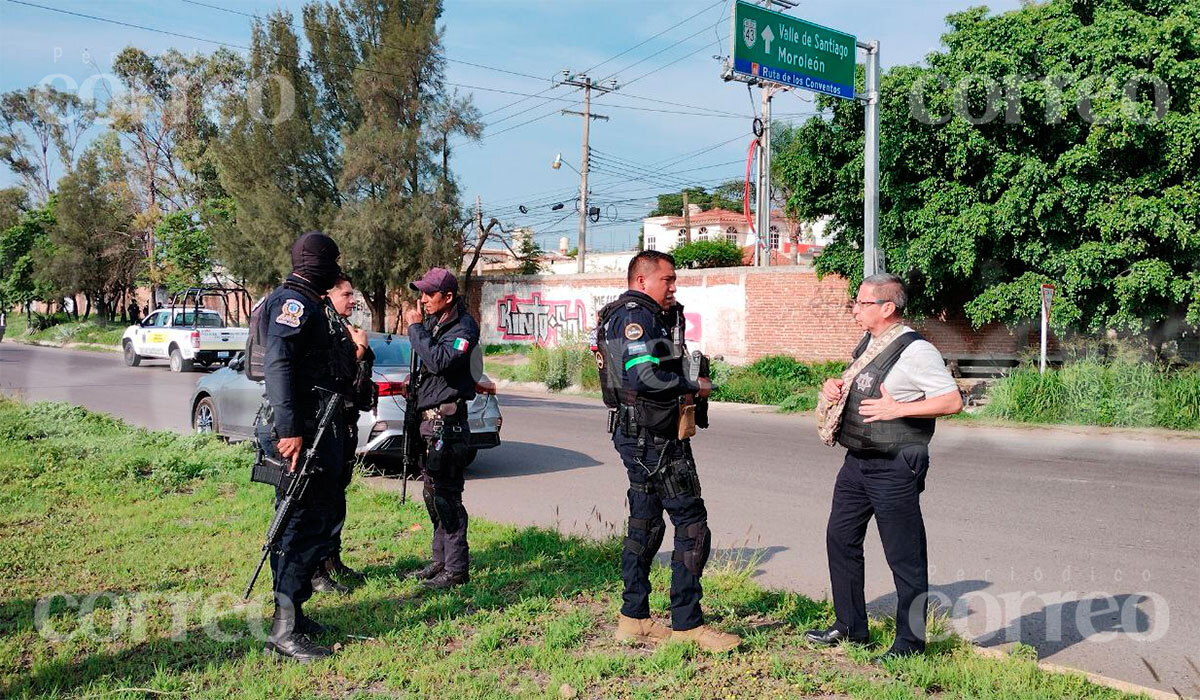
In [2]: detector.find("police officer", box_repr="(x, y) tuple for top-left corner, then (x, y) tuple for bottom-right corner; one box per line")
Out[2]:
(401, 267), (481, 590)
(805, 273), (963, 660)
(310, 274), (375, 594)
(253, 231), (354, 661)
(595, 250), (740, 653)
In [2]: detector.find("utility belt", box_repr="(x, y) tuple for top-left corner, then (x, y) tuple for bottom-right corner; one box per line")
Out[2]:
(608, 397), (692, 442)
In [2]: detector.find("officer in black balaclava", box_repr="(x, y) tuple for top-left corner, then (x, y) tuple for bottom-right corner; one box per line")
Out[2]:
(253, 231), (355, 662)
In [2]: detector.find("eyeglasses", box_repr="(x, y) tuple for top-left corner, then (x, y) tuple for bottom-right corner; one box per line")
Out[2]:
(851, 299), (890, 307)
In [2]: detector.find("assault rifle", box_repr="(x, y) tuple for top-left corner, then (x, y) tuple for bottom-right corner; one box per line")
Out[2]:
(243, 387), (344, 600)
(398, 341), (423, 505)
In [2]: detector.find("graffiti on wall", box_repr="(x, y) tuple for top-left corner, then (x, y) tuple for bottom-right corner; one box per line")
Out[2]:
(495, 292), (589, 345)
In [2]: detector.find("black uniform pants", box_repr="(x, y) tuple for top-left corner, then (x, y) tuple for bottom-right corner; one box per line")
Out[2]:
(327, 418), (358, 559)
(256, 420), (345, 615)
(614, 429), (709, 631)
(826, 445), (930, 652)
(420, 417), (470, 574)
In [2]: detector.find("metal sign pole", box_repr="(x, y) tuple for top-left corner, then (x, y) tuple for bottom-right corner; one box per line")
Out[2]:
(1040, 284), (1055, 374)
(860, 39), (880, 278)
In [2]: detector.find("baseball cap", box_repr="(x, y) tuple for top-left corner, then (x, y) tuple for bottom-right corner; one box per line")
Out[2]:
(410, 267), (458, 294)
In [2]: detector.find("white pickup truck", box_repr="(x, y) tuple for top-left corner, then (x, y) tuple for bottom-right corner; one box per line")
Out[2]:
(122, 307), (250, 372)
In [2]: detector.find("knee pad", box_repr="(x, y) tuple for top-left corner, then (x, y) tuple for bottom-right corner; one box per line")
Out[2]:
(422, 484), (438, 527)
(673, 520), (711, 577)
(623, 516), (666, 566)
(433, 495), (460, 532)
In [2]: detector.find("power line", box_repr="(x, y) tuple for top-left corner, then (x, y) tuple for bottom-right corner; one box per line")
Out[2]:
(470, 0), (723, 128)
(178, 0), (557, 84)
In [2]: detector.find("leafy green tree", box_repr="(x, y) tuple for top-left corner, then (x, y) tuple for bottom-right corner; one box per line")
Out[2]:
(213, 11), (337, 290)
(0, 187), (28, 232)
(313, 0), (472, 328)
(37, 144), (141, 323)
(649, 183), (743, 218)
(0, 86), (95, 203)
(155, 209), (215, 293)
(775, 0), (1200, 349)
(0, 200), (54, 317)
(671, 239), (743, 269)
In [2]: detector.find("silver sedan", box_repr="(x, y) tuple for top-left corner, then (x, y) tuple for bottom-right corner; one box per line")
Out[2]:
(189, 333), (502, 467)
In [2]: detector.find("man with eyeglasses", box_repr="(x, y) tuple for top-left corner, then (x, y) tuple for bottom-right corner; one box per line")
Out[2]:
(806, 273), (963, 661)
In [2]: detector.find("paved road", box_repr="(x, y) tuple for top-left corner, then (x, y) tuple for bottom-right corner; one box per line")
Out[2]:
(4, 342), (1199, 696)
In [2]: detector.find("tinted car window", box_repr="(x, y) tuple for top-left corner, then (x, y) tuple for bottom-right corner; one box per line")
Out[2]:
(369, 335), (411, 368)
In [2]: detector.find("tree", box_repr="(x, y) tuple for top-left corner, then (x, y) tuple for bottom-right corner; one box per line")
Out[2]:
(671, 239), (743, 269)
(0, 86), (96, 203)
(155, 209), (215, 293)
(775, 0), (1200, 347)
(649, 184), (743, 217)
(110, 47), (242, 300)
(213, 11), (338, 290)
(310, 0), (473, 329)
(0, 200), (54, 317)
(0, 187), (28, 231)
(37, 142), (141, 323)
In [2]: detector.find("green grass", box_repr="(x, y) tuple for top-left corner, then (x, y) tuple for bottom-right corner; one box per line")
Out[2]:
(0, 398), (1146, 699)
(3, 312), (125, 348)
(712, 356), (846, 411)
(985, 360), (1200, 430)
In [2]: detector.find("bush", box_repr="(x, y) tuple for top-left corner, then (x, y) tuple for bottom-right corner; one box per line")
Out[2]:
(984, 359), (1200, 430)
(711, 355), (846, 406)
(670, 239), (743, 269)
(29, 311), (69, 332)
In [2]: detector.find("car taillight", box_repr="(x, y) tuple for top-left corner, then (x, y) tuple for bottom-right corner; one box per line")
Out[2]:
(376, 381), (405, 397)
(190, 330), (200, 348)
(475, 380), (496, 395)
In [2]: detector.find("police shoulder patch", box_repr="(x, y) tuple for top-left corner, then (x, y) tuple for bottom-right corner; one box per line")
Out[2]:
(624, 323), (643, 340)
(275, 298), (305, 328)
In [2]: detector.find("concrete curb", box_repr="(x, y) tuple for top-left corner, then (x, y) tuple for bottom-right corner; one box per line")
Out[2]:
(973, 646), (1188, 700)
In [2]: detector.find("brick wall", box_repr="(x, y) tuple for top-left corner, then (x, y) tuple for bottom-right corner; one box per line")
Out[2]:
(468, 266), (1043, 364)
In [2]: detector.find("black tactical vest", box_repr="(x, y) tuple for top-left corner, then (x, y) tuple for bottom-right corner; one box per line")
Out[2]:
(837, 331), (936, 453)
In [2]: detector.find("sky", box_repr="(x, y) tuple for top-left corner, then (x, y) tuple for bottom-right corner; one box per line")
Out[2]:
(0, 0), (1023, 252)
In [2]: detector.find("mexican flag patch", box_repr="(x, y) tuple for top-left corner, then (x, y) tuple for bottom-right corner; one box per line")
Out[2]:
(453, 337), (469, 352)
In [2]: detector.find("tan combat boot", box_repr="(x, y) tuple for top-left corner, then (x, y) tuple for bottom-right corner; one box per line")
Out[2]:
(615, 614), (673, 644)
(671, 625), (741, 653)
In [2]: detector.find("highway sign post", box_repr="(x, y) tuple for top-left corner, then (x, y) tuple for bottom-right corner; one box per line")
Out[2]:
(725, 1), (879, 276)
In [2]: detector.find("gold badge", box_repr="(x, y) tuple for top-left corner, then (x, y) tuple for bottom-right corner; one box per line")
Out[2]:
(624, 323), (643, 340)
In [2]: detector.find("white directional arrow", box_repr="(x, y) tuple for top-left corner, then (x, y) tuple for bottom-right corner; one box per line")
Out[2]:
(761, 25), (775, 54)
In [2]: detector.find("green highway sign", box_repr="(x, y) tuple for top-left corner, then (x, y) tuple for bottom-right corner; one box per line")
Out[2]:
(729, 1), (857, 100)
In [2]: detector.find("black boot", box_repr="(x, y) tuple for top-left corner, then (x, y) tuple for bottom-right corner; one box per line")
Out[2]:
(266, 608), (333, 662)
(312, 569), (350, 595)
(296, 614), (331, 637)
(422, 569), (468, 589)
(326, 553), (366, 584)
(404, 561), (444, 581)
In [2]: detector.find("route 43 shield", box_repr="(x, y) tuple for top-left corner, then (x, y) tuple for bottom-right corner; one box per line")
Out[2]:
(743, 19), (757, 49)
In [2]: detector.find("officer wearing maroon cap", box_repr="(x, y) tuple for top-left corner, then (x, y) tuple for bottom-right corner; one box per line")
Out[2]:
(401, 267), (482, 589)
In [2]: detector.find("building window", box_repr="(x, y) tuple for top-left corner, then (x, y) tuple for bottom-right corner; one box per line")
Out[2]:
(697, 226), (708, 241)
(769, 225), (780, 250)
(725, 226), (738, 244)
(645, 235), (656, 251)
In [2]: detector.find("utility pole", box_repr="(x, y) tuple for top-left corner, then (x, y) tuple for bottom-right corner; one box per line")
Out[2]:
(560, 72), (617, 273)
(756, 83), (786, 266)
(681, 191), (692, 244)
